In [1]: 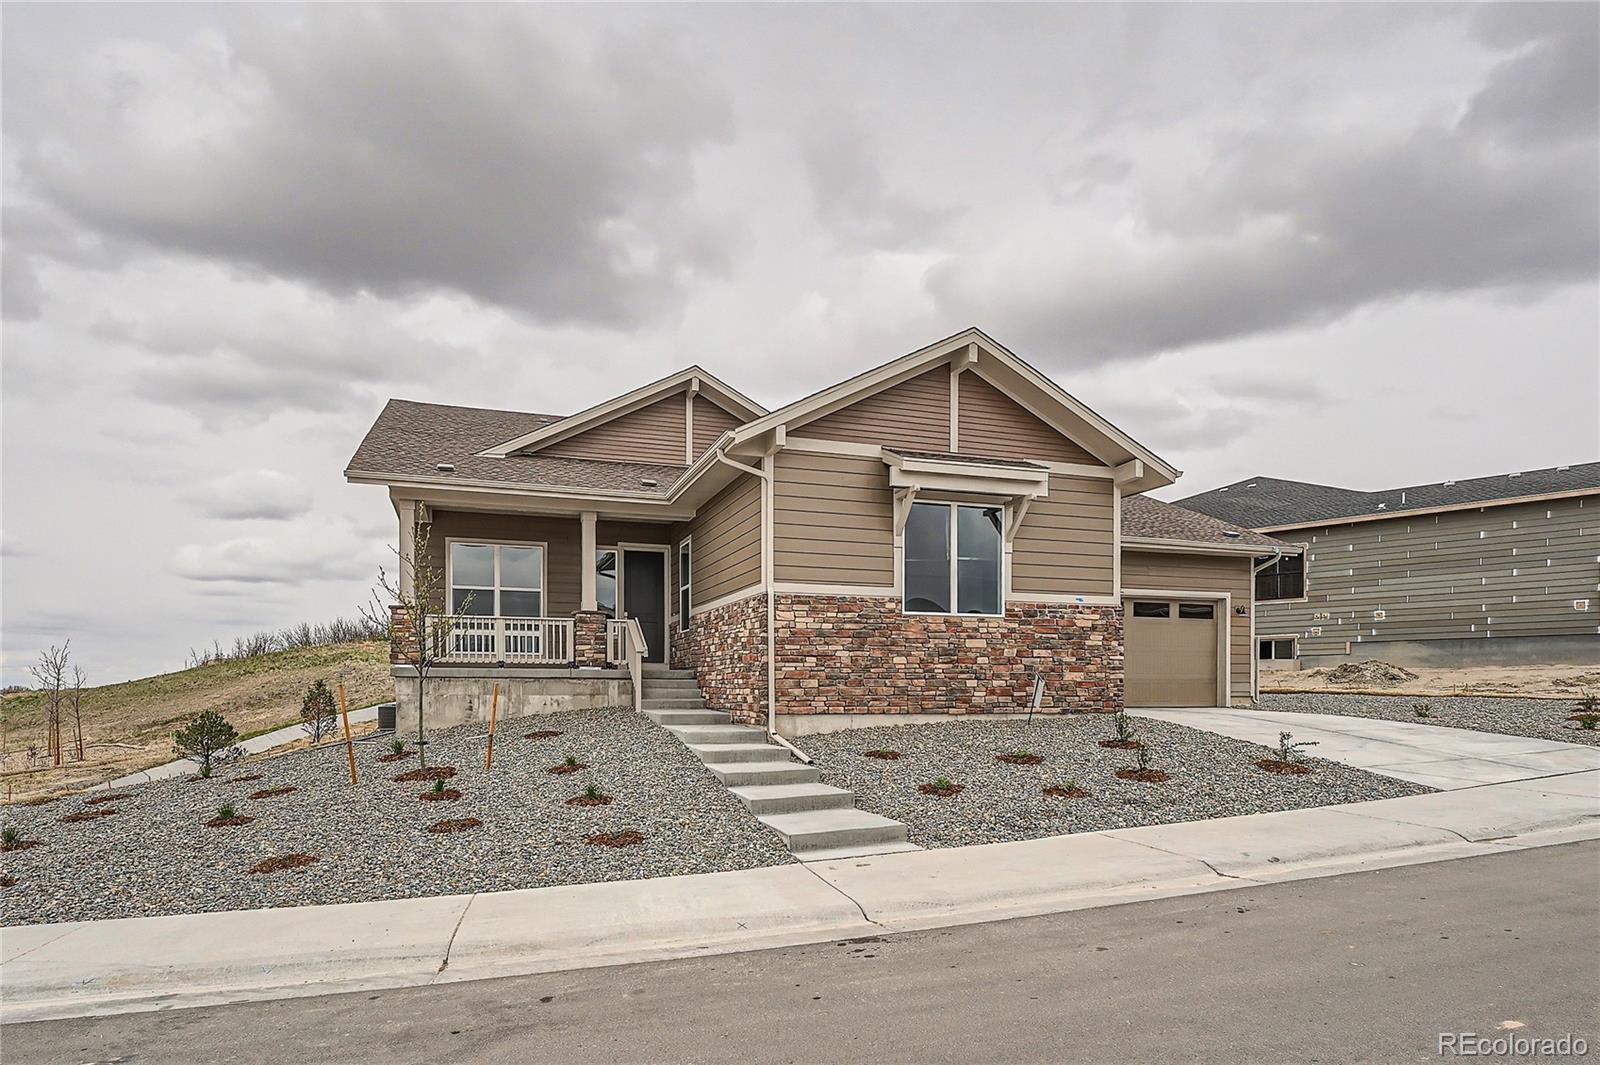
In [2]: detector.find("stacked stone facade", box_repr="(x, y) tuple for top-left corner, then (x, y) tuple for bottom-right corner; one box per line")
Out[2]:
(773, 594), (1123, 716)
(670, 591), (768, 725)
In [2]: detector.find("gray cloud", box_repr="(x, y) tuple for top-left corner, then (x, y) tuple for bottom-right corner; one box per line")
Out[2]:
(15, 7), (737, 326)
(1207, 371), (1328, 405)
(186, 469), (311, 522)
(928, 4), (1598, 362)
(802, 113), (960, 250)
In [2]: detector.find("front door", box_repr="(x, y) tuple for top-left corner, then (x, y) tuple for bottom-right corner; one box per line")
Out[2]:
(622, 549), (667, 664)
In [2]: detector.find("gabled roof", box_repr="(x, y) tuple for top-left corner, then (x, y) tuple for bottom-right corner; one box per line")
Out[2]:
(478, 366), (766, 458)
(1177, 462), (1600, 531)
(1121, 494), (1293, 551)
(346, 399), (689, 496)
(727, 327), (1180, 492)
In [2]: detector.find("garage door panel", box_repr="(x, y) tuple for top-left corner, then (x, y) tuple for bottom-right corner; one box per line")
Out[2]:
(1125, 599), (1219, 707)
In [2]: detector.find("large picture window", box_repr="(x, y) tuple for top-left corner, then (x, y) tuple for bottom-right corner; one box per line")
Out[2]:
(449, 542), (544, 617)
(1255, 553), (1305, 601)
(904, 502), (1004, 615)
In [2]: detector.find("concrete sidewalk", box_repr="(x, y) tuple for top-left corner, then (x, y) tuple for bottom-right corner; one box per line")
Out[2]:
(95, 705), (386, 791)
(5, 767), (1595, 1024)
(1130, 706), (1600, 789)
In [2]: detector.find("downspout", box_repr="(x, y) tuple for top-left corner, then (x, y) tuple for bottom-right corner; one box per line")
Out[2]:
(713, 448), (811, 764)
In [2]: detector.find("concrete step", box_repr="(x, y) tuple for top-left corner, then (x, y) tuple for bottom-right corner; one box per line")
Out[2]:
(643, 709), (729, 726)
(758, 809), (910, 854)
(667, 724), (767, 745)
(641, 669), (696, 679)
(642, 677), (703, 689)
(704, 761), (821, 787)
(794, 841), (924, 862)
(729, 782), (857, 815)
(686, 742), (793, 764)
(641, 697), (708, 709)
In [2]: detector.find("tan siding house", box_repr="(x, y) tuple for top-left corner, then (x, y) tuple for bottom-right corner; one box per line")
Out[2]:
(349, 328), (1290, 734)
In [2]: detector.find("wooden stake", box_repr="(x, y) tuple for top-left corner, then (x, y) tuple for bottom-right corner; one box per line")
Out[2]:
(485, 682), (500, 770)
(338, 682), (357, 785)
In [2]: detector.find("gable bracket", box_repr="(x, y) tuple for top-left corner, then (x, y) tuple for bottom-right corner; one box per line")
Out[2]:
(893, 486), (921, 536)
(1005, 495), (1033, 543)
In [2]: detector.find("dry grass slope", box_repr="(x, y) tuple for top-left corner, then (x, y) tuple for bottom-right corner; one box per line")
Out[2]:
(1, 642), (390, 800)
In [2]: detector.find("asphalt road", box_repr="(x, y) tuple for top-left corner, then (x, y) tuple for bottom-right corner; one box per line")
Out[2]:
(7, 842), (1598, 1065)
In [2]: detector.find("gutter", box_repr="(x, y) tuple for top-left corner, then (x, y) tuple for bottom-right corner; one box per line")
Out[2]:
(714, 449), (811, 764)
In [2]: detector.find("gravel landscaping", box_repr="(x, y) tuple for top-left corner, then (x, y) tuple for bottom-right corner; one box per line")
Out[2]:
(0, 707), (790, 926)
(798, 716), (1431, 848)
(1259, 693), (1600, 746)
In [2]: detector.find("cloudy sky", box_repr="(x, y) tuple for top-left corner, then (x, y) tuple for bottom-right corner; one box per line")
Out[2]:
(3, 3), (1596, 685)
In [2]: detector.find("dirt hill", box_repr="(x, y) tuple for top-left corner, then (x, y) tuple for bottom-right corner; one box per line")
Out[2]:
(1, 641), (391, 800)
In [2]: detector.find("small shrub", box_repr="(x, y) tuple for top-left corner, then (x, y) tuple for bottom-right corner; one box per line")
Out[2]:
(431, 777), (447, 794)
(567, 782), (614, 807)
(1275, 731), (1319, 764)
(1413, 703), (1433, 719)
(173, 709), (243, 777)
(420, 778), (462, 802)
(997, 750), (1043, 766)
(1, 827), (19, 849)
(1575, 714), (1600, 731)
(218, 802), (236, 820)
(548, 756), (587, 775)
(1575, 691), (1600, 715)
(206, 803), (254, 828)
(918, 777), (964, 797)
(301, 679), (338, 745)
(1112, 709), (1136, 743)
(392, 739), (407, 755)
(1042, 780), (1090, 799)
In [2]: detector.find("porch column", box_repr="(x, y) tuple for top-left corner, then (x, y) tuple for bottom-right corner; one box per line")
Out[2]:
(580, 510), (598, 610)
(397, 499), (417, 598)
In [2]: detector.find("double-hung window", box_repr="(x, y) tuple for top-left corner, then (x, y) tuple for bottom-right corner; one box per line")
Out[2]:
(449, 542), (545, 617)
(1254, 553), (1305, 601)
(903, 502), (1004, 615)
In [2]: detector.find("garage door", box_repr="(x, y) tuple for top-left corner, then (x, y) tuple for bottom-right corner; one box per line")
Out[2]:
(1124, 599), (1219, 707)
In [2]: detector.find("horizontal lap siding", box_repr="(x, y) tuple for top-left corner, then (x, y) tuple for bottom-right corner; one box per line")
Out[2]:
(689, 475), (763, 606)
(692, 397), (745, 457)
(1259, 495), (1600, 652)
(773, 452), (894, 585)
(798, 368), (951, 451)
(1011, 476), (1115, 596)
(958, 373), (1099, 464)
(1121, 549), (1252, 697)
(541, 393), (687, 465)
(425, 510), (582, 616)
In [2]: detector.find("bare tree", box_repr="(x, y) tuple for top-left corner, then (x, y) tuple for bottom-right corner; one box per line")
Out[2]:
(28, 643), (71, 768)
(361, 522), (473, 767)
(69, 665), (88, 762)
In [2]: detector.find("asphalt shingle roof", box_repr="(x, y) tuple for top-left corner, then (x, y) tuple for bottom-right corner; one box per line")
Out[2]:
(1120, 495), (1291, 549)
(345, 399), (689, 496)
(1176, 462), (1600, 529)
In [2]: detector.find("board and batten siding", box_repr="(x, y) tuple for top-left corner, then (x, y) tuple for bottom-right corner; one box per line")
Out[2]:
(1121, 549), (1253, 698)
(692, 397), (745, 458)
(1010, 475), (1116, 596)
(422, 510), (583, 617)
(957, 373), (1099, 464)
(772, 451), (895, 586)
(797, 368), (952, 452)
(682, 474), (764, 608)
(540, 393), (687, 465)
(1259, 494), (1599, 655)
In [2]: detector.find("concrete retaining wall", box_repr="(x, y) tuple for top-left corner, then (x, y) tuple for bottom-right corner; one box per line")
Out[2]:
(391, 667), (633, 733)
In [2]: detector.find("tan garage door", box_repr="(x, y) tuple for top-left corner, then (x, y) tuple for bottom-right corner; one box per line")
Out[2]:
(1124, 599), (1219, 707)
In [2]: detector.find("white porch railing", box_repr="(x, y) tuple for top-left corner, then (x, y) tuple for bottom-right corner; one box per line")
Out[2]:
(429, 616), (575, 665)
(607, 617), (648, 711)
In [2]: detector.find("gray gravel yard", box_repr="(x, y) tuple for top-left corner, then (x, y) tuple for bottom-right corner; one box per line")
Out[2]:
(1259, 693), (1600, 746)
(0, 708), (789, 926)
(798, 716), (1430, 849)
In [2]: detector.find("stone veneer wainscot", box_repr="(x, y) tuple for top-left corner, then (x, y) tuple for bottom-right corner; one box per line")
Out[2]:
(671, 591), (769, 726)
(773, 595), (1123, 716)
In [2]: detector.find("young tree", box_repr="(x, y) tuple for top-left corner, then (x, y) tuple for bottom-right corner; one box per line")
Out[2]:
(28, 643), (71, 768)
(173, 709), (243, 777)
(301, 679), (338, 745)
(69, 665), (87, 762)
(361, 521), (473, 767)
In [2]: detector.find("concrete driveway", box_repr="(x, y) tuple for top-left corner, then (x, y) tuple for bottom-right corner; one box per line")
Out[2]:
(1130, 706), (1600, 790)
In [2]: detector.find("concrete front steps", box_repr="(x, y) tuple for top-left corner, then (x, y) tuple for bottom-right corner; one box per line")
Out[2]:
(639, 673), (917, 861)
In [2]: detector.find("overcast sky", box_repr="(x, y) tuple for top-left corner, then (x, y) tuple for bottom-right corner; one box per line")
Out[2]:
(3, 3), (1597, 686)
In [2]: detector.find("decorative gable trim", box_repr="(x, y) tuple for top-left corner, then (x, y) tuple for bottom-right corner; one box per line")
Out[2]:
(478, 366), (766, 459)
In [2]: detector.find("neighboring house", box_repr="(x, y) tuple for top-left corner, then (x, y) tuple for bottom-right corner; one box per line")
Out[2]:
(346, 328), (1296, 736)
(1177, 464), (1600, 670)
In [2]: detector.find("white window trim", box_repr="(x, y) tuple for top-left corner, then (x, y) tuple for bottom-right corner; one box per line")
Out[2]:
(901, 500), (1006, 618)
(444, 537), (549, 617)
(1257, 634), (1300, 660)
(677, 536), (693, 629)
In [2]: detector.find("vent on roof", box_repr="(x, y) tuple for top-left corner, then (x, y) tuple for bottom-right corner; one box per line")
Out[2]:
(1443, 480), (1455, 486)
(435, 463), (457, 473)
(1219, 486), (1230, 492)
(1557, 465), (1570, 471)
(1376, 502), (1387, 510)
(639, 478), (660, 488)
(1223, 530), (1241, 538)
(1509, 471), (1521, 478)
(1246, 482), (1257, 488)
